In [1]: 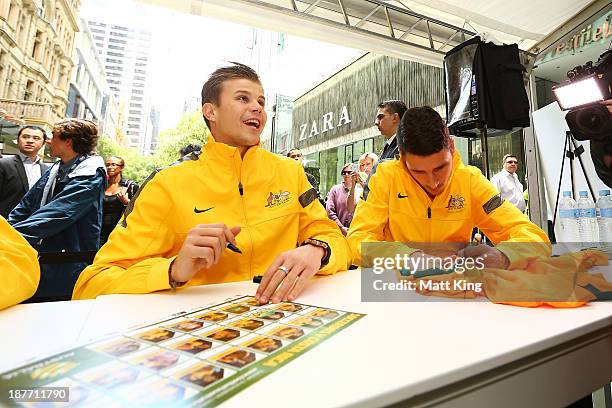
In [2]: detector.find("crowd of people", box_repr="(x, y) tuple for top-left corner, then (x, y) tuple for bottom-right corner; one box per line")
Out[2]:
(1, 62), (550, 310)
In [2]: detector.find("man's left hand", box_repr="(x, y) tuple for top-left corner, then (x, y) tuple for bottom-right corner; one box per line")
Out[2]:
(457, 244), (510, 269)
(255, 244), (325, 304)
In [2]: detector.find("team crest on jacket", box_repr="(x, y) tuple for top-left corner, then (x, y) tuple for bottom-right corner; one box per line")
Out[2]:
(446, 194), (465, 211)
(265, 191), (290, 208)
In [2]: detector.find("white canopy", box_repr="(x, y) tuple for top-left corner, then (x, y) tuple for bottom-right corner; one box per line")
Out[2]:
(138, 0), (595, 66)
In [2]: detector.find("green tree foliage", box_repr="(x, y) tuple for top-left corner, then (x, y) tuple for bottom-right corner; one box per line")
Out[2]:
(95, 111), (210, 183)
(153, 110), (209, 166)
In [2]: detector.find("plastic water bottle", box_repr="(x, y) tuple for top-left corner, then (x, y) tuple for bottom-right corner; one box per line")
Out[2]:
(576, 190), (599, 245)
(558, 191), (580, 242)
(596, 190), (612, 249)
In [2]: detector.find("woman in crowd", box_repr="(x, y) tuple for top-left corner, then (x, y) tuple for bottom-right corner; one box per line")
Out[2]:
(101, 156), (139, 245)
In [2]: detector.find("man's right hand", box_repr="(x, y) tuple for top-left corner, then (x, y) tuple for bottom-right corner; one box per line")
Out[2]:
(170, 223), (241, 283)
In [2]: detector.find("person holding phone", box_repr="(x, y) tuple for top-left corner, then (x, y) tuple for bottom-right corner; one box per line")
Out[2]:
(326, 163), (356, 235)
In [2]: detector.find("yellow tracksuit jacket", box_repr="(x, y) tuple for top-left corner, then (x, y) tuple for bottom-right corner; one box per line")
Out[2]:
(1, 216), (39, 309)
(347, 151), (551, 266)
(73, 137), (350, 299)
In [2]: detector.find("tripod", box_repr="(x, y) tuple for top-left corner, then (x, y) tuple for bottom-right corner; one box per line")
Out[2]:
(552, 131), (596, 229)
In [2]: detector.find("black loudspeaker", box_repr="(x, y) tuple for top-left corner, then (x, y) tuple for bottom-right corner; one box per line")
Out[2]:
(444, 36), (531, 136)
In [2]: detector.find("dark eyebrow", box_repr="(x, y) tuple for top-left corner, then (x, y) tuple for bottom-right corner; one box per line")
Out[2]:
(434, 163), (448, 171)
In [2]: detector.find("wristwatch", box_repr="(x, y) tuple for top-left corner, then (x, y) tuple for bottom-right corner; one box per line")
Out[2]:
(301, 238), (331, 268)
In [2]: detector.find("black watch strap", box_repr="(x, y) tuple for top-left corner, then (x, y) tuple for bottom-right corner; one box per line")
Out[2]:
(301, 238), (331, 268)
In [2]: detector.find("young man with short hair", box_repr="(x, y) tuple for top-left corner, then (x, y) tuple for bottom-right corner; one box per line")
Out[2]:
(74, 63), (350, 303)
(0, 125), (49, 218)
(362, 100), (408, 201)
(347, 106), (550, 268)
(9, 119), (106, 301)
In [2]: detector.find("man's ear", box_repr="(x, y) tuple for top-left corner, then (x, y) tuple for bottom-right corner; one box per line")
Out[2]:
(202, 103), (216, 124)
(448, 129), (455, 153)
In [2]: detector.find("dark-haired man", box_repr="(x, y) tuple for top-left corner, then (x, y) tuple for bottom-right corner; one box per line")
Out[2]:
(9, 119), (106, 301)
(0, 125), (49, 217)
(375, 100), (407, 161)
(287, 147), (319, 192)
(362, 100), (407, 201)
(347, 106), (550, 268)
(74, 63), (349, 303)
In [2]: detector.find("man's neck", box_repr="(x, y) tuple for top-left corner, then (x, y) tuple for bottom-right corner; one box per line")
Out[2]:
(19, 151), (39, 161)
(60, 151), (79, 164)
(238, 146), (250, 158)
(383, 132), (395, 141)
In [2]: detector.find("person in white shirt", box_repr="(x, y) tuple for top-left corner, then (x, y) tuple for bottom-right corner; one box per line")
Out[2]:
(491, 154), (526, 212)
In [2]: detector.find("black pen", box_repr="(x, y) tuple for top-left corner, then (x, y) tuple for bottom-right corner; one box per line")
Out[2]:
(226, 242), (242, 254)
(253, 275), (263, 284)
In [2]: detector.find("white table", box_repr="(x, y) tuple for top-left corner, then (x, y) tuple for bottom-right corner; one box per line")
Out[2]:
(1, 270), (611, 407)
(0, 299), (95, 372)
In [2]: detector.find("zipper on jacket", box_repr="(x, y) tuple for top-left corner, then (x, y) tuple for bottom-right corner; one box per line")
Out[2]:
(427, 207), (431, 219)
(238, 182), (244, 196)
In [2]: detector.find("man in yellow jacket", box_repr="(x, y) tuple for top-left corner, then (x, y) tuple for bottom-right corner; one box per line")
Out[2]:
(347, 106), (550, 268)
(73, 63), (350, 303)
(1, 216), (39, 309)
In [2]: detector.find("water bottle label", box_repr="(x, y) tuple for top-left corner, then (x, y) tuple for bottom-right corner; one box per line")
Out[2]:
(559, 209), (577, 218)
(600, 208), (612, 218)
(578, 208), (596, 218)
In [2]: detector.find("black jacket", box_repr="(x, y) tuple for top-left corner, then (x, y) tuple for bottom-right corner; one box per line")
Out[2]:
(0, 155), (49, 218)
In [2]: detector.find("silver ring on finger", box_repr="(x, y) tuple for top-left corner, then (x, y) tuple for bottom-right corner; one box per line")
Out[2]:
(278, 265), (289, 275)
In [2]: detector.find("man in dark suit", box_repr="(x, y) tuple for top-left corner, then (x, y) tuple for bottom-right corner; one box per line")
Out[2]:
(362, 100), (407, 200)
(0, 125), (48, 218)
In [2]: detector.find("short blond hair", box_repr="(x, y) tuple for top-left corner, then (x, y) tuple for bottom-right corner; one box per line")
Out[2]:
(502, 154), (518, 164)
(359, 152), (378, 164)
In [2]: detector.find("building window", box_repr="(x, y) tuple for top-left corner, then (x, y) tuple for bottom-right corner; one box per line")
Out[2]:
(31, 30), (42, 60)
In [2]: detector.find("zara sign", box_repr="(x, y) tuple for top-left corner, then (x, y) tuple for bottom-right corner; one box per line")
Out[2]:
(298, 105), (351, 141)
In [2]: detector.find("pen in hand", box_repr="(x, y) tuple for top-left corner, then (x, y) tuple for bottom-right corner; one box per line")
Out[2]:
(226, 242), (242, 253)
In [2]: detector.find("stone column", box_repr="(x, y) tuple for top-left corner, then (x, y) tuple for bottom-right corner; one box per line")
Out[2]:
(0, 0), (11, 21)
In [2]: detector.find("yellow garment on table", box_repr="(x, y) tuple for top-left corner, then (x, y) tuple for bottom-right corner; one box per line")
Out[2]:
(0, 216), (39, 309)
(403, 250), (611, 308)
(73, 136), (350, 300)
(347, 150), (550, 266)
